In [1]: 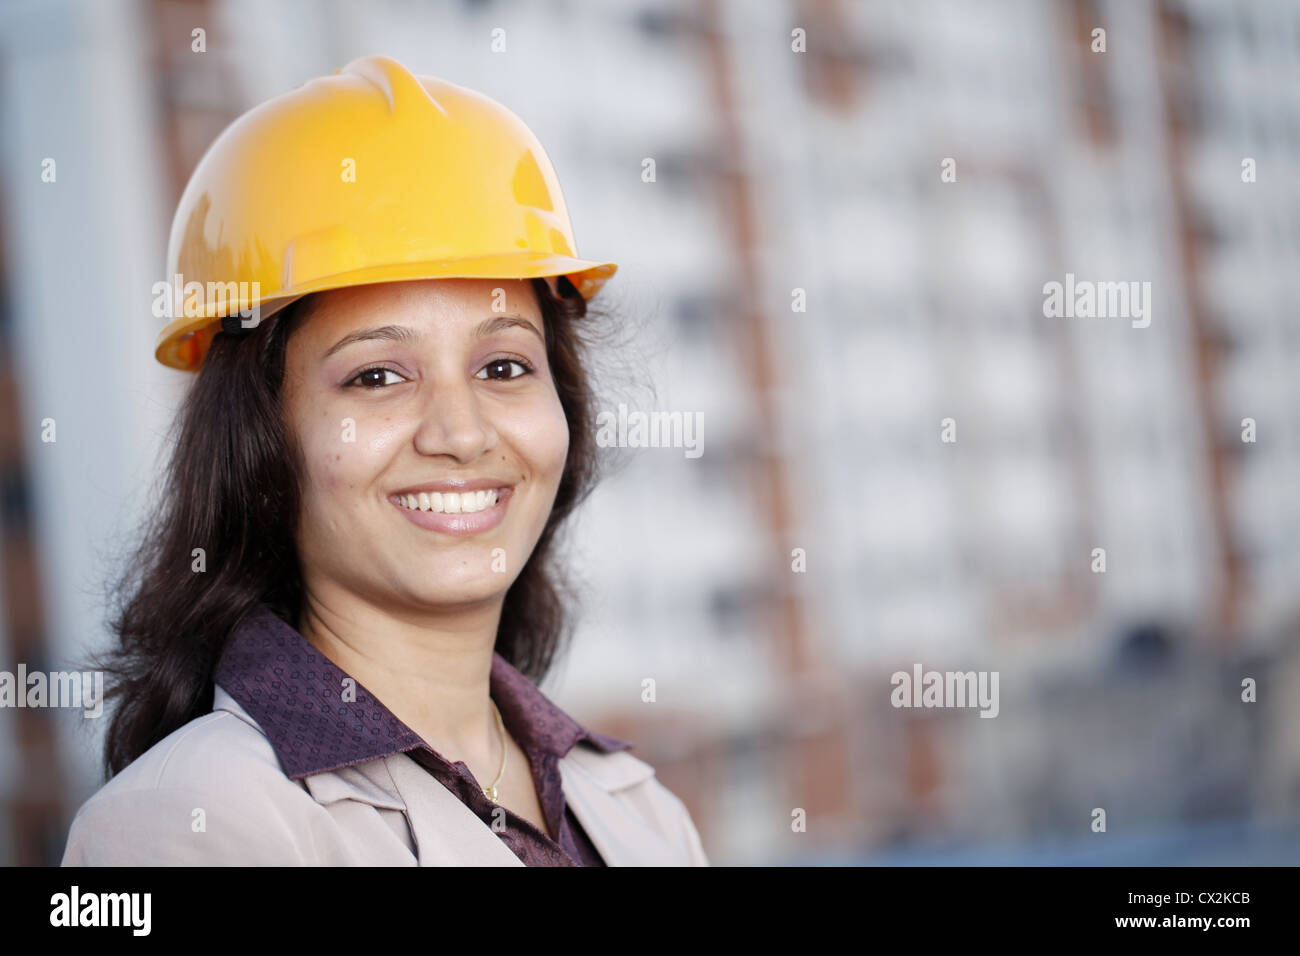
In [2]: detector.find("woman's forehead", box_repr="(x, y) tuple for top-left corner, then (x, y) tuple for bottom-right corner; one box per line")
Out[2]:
(295, 278), (542, 343)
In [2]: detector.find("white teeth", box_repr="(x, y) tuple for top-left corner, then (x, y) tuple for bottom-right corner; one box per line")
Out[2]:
(397, 489), (501, 515)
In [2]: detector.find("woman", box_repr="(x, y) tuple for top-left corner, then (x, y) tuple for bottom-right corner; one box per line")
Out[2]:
(61, 55), (709, 866)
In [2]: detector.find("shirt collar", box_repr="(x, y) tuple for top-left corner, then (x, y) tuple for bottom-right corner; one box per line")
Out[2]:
(213, 604), (633, 780)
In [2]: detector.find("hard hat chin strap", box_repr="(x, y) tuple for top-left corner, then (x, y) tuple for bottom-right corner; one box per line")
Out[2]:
(554, 274), (580, 300)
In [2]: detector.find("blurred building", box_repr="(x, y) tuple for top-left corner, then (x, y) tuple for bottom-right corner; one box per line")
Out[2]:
(0, 0), (1296, 865)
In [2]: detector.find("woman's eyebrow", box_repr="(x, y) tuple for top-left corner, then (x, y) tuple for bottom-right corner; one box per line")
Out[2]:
(323, 324), (421, 358)
(322, 315), (542, 359)
(477, 315), (543, 343)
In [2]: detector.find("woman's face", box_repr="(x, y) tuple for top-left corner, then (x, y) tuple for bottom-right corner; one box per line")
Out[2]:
(281, 277), (569, 615)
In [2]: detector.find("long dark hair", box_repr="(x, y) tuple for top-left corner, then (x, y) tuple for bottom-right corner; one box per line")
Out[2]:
(96, 277), (604, 778)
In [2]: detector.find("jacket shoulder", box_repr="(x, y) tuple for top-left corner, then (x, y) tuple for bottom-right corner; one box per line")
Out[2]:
(563, 741), (658, 789)
(61, 708), (322, 866)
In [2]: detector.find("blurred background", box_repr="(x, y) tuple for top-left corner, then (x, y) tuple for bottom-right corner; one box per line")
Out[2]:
(1, 0), (1298, 866)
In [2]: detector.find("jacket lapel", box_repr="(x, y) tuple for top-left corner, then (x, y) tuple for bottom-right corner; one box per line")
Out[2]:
(382, 752), (524, 866)
(559, 746), (693, 866)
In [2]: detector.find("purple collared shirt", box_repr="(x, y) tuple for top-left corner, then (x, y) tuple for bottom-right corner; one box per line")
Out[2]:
(212, 605), (633, 866)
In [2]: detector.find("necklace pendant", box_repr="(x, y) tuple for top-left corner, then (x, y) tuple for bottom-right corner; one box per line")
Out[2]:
(483, 785), (498, 802)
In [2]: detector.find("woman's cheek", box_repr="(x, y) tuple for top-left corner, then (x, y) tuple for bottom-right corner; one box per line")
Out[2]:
(364, 415), (405, 454)
(549, 409), (571, 475)
(306, 409), (403, 487)
(515, 397), (570, 479)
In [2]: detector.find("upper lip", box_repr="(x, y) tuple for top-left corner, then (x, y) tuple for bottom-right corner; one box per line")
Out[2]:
(391, 478), (514, 496)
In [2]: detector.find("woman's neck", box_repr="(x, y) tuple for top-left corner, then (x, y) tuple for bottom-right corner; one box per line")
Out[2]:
(295, 586), (505, 769)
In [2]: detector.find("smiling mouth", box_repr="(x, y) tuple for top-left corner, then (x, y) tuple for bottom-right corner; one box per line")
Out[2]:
(393, 489), (505, 515)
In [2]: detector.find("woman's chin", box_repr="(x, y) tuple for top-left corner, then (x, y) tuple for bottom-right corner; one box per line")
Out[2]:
(392, 575), (513, 611)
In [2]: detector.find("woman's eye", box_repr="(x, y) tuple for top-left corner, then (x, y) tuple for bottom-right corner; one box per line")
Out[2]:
(476, 358), (533, 381)
(348, 366), (407, 388)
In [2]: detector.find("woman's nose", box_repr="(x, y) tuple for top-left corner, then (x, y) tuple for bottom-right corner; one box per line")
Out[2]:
(411, 377), (498, 462)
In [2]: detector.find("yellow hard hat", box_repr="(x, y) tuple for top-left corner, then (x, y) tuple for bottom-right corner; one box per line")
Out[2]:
(155, 54), (617, 372)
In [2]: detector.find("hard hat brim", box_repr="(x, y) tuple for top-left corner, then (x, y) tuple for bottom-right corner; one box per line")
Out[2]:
(154, 255), (617, 372)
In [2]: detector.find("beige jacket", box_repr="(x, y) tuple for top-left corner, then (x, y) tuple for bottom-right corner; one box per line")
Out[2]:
(61, 685), (709, 866)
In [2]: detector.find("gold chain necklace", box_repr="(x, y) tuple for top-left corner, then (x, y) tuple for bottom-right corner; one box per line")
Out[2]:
(481, 699), (507, 802)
